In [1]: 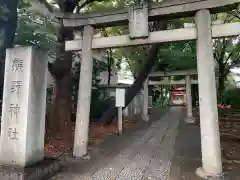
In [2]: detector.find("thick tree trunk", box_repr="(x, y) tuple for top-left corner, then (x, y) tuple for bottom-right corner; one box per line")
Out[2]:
(160, 85), (163, 106)
(153, 87), (160, 103)
(48, 72), (72, 131)
(192, 84), (198, 107)
(218, 74), (225, 103)
(98, 44), (161, 124)
(107, 51), (112, 85)
(46, 0), (77, 133)
(218, 65), (226, 103)
(47, 22), (73, 132)
(0, 1), (18, 86)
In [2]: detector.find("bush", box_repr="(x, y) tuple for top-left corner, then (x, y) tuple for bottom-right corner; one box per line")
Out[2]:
(90, 89), (115, 122)
(222, 88), (240, 108)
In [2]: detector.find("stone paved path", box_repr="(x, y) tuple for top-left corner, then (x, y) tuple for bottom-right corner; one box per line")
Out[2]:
(50, 107), (184, 180)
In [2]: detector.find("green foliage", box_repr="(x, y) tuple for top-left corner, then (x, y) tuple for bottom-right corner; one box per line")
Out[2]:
(15, 0), (57, 56)
(0, 2), (11, 48)
(0, 3), (10, 21)
(156, 41), (197, 71)
(90, 90), (115, 120)
(0, 0), (18, 66)
(0, 28), (4, 47)
(72, 58), (108, 87)
(86, 0), (133, 12)
(225, 73), (238, 90)
(72, 58), (113, 120)
(152, 95), (169, 108)
(222, 88), (240, 108)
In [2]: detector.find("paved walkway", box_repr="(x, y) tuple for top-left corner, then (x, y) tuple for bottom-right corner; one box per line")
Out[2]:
(50, 107), (240, 180)
(50, 107), (184, 180)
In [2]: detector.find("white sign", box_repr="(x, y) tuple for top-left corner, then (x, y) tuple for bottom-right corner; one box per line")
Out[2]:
(115, 88), (125, 107)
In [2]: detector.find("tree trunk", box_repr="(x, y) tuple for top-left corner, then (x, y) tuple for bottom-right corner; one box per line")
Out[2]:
(0, 1), (18, 87)
(218, 64), (226, 103)
(48, 72), (72, 131)
(218, 73), (225, 103)
(47, 22), (73, 132)
(107, 50), (112, 85)
(98, 44), (161, 124)
(153, 87), (160, 103)
(160, 85), (163, 106)
(47, 0), (77, 133)
(192, 84), (198, 107)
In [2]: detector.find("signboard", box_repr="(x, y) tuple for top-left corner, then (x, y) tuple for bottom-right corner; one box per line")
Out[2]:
(116, 88), (125, 107)
(129, 3), (149, 39)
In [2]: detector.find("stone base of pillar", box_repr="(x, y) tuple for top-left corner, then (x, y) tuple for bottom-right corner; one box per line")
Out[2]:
(141, 114), (149, 122)
(67, 153), (91, 162)
(73, 142), (89, 158)
(185, 116), (195, 124)
(0, 158), (60, 180)
(196, 167), (228, 180)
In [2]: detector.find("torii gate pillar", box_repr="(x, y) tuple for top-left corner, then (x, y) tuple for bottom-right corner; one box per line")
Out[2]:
(73, 25), (94, 158)
(195, 9), (223, 179)
(142, 77), (149, 121)
(185, 75), (195, 123)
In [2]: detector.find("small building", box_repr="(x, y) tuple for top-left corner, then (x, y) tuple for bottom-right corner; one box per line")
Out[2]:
(171, 87), (186, 105)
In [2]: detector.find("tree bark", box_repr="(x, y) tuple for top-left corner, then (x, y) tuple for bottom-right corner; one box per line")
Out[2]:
(0, 1), (18, 87)
(48, 72), (72, 131)
(218, 64), (226, 103)
(47, 21), (74, 132)
(46, 0), (77, 132)
(192, 84), (198, 107)
(107, 50), (112, 85)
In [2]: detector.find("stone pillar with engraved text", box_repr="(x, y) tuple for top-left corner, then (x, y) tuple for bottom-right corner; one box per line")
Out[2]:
(0, 47), (48, 167)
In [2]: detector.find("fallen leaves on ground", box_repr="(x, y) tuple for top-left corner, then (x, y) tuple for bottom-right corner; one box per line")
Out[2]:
(44, 116), (140, 157)
(193, 107), (240, 161)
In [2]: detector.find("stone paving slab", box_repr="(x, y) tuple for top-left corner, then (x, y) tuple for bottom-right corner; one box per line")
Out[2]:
(50, 107), (183, 180)
(169, 114), (240, 180)
(143, 109), (181, 180)
(113, 119), (169, 180)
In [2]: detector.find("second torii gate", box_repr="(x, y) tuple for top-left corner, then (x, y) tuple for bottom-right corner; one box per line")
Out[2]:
(146, 69), (199, 123)
(59, 0), (240, 179)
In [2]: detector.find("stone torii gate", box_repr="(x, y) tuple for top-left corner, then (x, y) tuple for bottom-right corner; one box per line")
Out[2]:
(59, 0), (240, 179)
(146, 69), (198, 123)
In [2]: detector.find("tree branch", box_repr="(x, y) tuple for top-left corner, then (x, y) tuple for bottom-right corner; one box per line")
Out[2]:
(214, 39), (222, 62)
(38, 0), (55, 13)
(224, 52), (233, 65)
(78, 0), (105, 10)
(228, 10), (240, 19)
(31, 1), (60, 23)
(217, 38), (229, 64)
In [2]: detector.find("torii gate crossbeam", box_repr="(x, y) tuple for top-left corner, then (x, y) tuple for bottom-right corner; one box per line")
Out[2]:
(58, 0), (239, 28)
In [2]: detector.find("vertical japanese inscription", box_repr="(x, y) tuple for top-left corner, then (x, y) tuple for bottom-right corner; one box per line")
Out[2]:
(8, 128), (19, 140)
(10, 80), (22, 94)
(12, 58), (24, 72)
(7, 57), (24, 140)
(129, 1), (148, 39)
(8, 104), (20, 118)
(135, 10), (141, 25)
